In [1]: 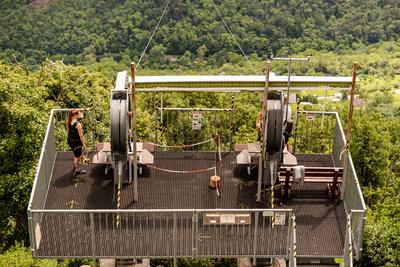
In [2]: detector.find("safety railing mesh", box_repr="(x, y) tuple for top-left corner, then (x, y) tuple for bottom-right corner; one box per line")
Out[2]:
(31, 209), (292, 259)
(332, 116), (345, 167)
(293, 111), (336, 154)
(29, 112), (57, 210)
(155, 108), (233, 152)
(331, 113), (366, 260)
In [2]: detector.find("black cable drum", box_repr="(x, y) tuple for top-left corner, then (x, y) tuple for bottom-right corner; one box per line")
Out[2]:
(265, 99), (283, 154)
(111, 96), (127, 154)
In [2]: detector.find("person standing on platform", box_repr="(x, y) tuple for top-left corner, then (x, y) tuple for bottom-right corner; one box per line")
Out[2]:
(67, 109), (87, 177)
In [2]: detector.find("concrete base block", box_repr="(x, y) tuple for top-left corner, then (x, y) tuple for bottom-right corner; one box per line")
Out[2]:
(99, 259), (150, 267)
(100, 259), (115, 267)
(238, 258), (286, 267)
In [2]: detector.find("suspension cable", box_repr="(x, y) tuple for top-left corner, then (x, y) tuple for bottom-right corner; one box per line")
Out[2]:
(210, 0), (258, 75)
(0, 0), (42, 22)
(136, 0), (171, 70)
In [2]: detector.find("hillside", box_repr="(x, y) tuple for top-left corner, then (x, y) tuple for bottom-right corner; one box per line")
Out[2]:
(0, 0), (399, 66)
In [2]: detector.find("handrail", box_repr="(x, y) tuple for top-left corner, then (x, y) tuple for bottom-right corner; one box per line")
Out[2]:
(31, 208), (293, 259)
(348, 156), (367, 210)
(31, 208), (293, 213)
(298, 111), (337, 115)
(28, 110), (55, 210)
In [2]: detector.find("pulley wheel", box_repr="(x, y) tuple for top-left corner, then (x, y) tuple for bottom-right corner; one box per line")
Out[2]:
(265, 99), (283, 153)
(111, 97), (127, 154)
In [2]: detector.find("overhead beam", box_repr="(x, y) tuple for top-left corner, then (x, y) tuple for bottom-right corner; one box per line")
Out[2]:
(128, 75), (358, 92)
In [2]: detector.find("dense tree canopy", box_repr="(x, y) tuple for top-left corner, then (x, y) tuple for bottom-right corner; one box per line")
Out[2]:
(0, 0), (399, 67)
(0, 61), (111, 252)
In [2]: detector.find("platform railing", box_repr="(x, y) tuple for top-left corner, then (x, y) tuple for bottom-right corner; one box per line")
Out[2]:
(293, 111), (336, 154)
(28, 110), (57, 257)
(29, 209), (293, 261)
(28, 111), (57, 211)
(343, 160), (366, 260)
(331, 112), (366, 261)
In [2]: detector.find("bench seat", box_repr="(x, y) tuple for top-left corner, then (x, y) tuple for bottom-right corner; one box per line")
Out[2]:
(279, 167), (343, 198)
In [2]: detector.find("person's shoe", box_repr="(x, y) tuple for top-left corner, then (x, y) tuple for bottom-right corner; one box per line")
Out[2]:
(74, 169), (87, 176)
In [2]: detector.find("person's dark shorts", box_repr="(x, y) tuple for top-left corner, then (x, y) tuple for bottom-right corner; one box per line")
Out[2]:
(71, 146), (82, 158)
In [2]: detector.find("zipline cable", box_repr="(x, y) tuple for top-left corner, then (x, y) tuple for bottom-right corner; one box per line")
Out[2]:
(136, 0), (171, 70)
(210, 0), (258, 75)
(0, 0), (43, 22)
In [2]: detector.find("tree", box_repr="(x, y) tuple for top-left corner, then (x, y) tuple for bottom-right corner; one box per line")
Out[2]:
(195, 44), (207, 65)
(149, 44), (166, 69)
(177, 50), (192, 68)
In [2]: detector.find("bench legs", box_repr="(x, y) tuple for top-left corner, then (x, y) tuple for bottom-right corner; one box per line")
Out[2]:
(331, 169), (339, 197)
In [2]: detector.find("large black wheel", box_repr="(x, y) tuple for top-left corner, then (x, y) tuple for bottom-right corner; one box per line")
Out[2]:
(265, 99), (283, 154)
(111, 96), (127, 154)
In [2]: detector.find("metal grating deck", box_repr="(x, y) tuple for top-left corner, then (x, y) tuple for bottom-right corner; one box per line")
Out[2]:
(38, 151), (345, 258)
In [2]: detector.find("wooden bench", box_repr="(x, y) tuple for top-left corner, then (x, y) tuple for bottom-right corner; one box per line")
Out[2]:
(279, 167), (343, 198)
(234, 143), (248, 152)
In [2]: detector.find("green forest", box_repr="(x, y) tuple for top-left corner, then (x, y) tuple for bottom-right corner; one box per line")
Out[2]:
(1, 0), (400, 266)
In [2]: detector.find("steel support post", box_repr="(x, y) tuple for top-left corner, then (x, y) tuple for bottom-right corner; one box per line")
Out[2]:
(130, 62), (138, 202)
(257, 61), (271, 202)
(252, 212), (259, 264)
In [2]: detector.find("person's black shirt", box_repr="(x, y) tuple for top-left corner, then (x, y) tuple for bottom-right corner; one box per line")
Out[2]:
(68, 121), (82, 149)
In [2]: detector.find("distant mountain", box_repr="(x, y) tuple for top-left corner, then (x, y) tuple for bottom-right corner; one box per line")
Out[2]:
(0, 0), (399, 65)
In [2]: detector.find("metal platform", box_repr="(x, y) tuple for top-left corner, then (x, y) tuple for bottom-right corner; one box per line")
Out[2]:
(37, 152), (345, 258)
(28, 109), (365, 266)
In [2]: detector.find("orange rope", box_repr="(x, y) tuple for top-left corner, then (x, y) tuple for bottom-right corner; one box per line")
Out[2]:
(146, 164), (216, 174)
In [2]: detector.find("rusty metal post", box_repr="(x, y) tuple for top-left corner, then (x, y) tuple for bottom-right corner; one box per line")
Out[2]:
(341, 63), (358, 200)
(130, 62), (138, 202)
(256, 61), (271, 202)
(230, 95), (234, 151)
